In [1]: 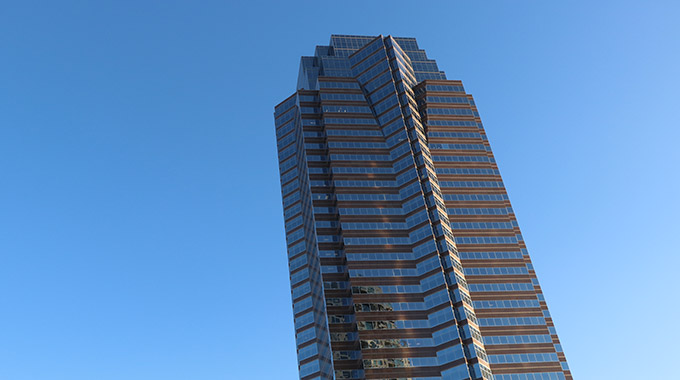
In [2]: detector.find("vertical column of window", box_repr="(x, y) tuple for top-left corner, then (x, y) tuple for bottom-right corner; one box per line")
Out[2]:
(473, 97), (568, 378)
(474, 103), (557, 355)
(314, 89), (361, 376)
(319, 88), (377, 378)
(358, 38), (462, 380)
(347, 39), (433, 379)
(349, 38), (470, 380)
(386, 38), (493, 380)
(299, 95), (341, 380)
(420, 84), (562, 380)
(276, 93), (335, 380)
(308, 94), (341, 254)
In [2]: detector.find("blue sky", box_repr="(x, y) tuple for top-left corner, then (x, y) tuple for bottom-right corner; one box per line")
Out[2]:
(1, 1), (678, 379)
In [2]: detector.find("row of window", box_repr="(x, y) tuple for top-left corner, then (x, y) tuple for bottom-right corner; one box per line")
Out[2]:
(304, 143), (326, 150)
(363, 346), (464, 369)
(287, 240), (305, 258)
(448, 207), (512, 215)
(494, 373), (566, 380)
(276, 126), (296, 148)
(279, 156), (296, 174)
(298, 94), (318, 102)
(349, 268), (417, 277)
(323, 280), (348, 289)
(451, 221), (515, 230)
(294, 311), (314, 329)
(363, 356), (435, 369)
(426, 107), (474, 116)
(363, 72), (392, 93)
(325, 298), (353, 308)
(436, 168), (499, 175)
(472, 299), (541, 309)
(356, 60), (390, 88)
(425, 84), (465, 93)
(455, 236), (519, 245)
(328, 141), (387, 149)
(336, 193), (401, 201)
(351, 284), (421, 294)
(429, 131), (481, 139)
(290, 267), (309, 285)
(433, 155), (494, 163)
(488, 352), (559, 364)
(295, 326), (316, 345)
(425, 96), (470, 104)
(313, 180), (399, 188)
(334, 369), (364, 379)
(306, 155), (329, 162)
(443, 193), (509, 202)
(321, 265), (344, 273)
(314, 221), (337, 228)
(322, 105), (372, 114)
(338, 207), (402, 215)
(290, 255), (308, 272)
(329, 154), (391, 161)
(318, 250), (342, 258)
(373, 94), (400, 116)
(297, 341), (318, 362)
(319, 80), (361, 89)
(324, 117), (376, 125)
(412, 60), (440, 73)
(464, 267), (529, 276)
(274, 97), (296, 117)
(430, 143), (487, 151)
(459, 251), (522, 260)
(299, 359), (320, 377)
(319, 92), (365, 101)
(483, 334), (552, 345)
(341, 222), (407, 230)
(311, 206), (335, 214)
(281, 181), (300, 197)
(368, 80), (397, 105)
(345, 237), (412, 245)
(346, 252), (414, 261)
(478, 317), (546, 327)
(322, 68), (353, 77)
(325, 129), (382, 136)
(303, 131), (323, 139)
(278, 144), (296, 161)
(468, 282), (534, 293)
(380, 117), (407, 137)
(291, 282), (311, 300)
(330, 331), (358, 342)
(332, 350), (360, 360)
(306, 167), (328, 174)
(302, 119), (321, 126)
(412, 70), (442, 83)
(352, 46), (388, 77)
(274, 108), (295, 127)
(329, 314), (355, 324)
(440, 181), (504, 188)
(361, 337), (433, 349)
(300, 107), (320, 114)
(355, 301), (425, 312)
(277, 131), (297, 151)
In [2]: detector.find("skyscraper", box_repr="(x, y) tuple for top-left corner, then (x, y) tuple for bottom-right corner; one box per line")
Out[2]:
(274, 35), (571, 380)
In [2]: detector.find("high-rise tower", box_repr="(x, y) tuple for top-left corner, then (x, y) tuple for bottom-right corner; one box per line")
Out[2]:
(274, 35), (571, 380)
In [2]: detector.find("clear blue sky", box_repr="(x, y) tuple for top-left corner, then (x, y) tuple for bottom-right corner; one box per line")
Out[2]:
(1, 1), (678, 379)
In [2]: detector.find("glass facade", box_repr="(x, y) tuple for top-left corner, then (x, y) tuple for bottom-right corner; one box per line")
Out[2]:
(275, 35), (571, 380)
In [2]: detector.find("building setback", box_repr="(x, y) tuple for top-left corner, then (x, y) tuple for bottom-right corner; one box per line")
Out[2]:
(274, 35), (571, 380)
